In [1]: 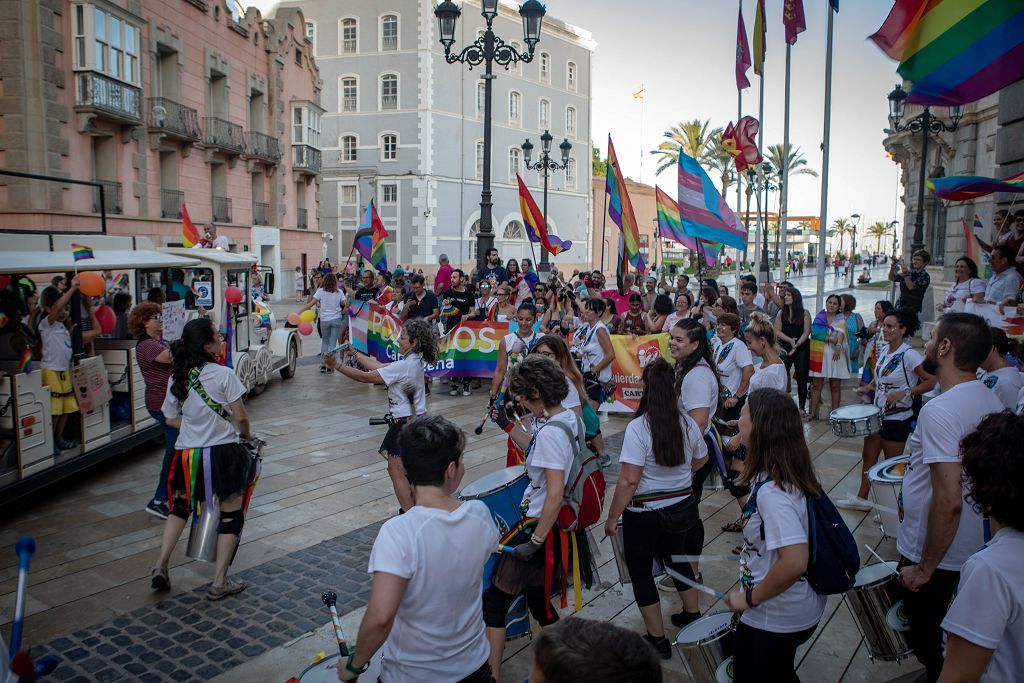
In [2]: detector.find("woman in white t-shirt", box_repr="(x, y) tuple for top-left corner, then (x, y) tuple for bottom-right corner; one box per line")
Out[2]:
(842, 308), (935, 511)
(151, 318), (255, 601)
(325, 320), (436, 513)
(299, 273), (348, 372)
(724, 387), (827, 681)
(575, 297), (615, 406)
(470, 281), (498, 321)
(712, 312), (754, 422)
(488, 303), (539, 467)
(532, 334), (606, 462)
(604, 359), (709, 659)
(936, 256), (986, 314)
(940, 412), (1024, 683)
(979, 328), (1024, 412)
(483, 355), (595, 677)
(337, 416), (497, 683)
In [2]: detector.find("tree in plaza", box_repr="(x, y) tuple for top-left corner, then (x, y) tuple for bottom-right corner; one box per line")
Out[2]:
(765, 143), (819, 189)
(866, 221), (890, 255)
(650, 119), (715, 176)
(704, 134), (737, 195)
(832, 217), (855, 256)
(592, 145), (607, 177)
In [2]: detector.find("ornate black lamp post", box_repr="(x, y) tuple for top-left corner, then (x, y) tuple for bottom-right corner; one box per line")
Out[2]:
(434, 0), (546, 270)
(522, 130), (570, 274)
(887, 84), (964, 255)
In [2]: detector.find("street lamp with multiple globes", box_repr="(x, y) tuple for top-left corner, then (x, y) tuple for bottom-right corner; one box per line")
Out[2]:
(434, 0), (546, 270)
(522, 130), (571, 274)
(886, 84), (964, 255)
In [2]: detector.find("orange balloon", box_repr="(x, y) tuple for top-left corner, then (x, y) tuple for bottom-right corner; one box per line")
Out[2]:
(78, 271), (105, 297)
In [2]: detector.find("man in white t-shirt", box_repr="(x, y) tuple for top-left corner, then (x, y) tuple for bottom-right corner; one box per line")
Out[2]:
(897, 313), (1003, 682)
(337, 416), (497, 683)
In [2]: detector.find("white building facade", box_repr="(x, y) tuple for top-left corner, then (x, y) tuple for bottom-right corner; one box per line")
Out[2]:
(290, 0), (594, 272)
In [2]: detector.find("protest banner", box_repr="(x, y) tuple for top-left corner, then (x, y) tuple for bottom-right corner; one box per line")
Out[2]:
(600, 333), (673, 413)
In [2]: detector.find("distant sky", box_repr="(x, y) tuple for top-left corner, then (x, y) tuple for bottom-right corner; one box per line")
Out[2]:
(256, 0), (904, 233)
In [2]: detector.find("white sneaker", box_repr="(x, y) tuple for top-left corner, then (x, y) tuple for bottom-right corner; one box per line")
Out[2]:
(449, 387), (460, 396)
(462, 387), (471, 397)
(835, 495), (872, 512)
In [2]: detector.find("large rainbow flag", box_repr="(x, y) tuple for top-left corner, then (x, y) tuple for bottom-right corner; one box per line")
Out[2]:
(605, 136), (646, 273)
(870, 0), (1024, 106)
(676, 152), (748, 250)
(517, 175), (572, 256)
(655, 187), (720, 267)
(927, 171), (1024, 201)
(182, 204), (201, 248)
(355, 198), (389, 272)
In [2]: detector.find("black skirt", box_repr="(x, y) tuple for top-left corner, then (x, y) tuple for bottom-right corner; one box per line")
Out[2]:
(167, 442), (254, 514)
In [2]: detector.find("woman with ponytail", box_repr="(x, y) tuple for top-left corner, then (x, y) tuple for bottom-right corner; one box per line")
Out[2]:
(150, 317), (254, 600)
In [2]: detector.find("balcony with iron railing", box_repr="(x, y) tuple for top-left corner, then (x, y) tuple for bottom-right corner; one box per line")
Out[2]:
(343, 38), (357, 53)
(292, 145), (321, 175)
(342, 97), (357, 112)
(148, 97), (201, 142)
(297, 207), (308, 229)
(161, 189), (184, 219)
(203, 117), (245, 155)
(75, 71), (142, 125)
(381, 95), (397, 110)
(247, 131), (281, 164)
(382, 36), (398, 51)
(212, 195), (232, 223)
(253, 201), (270, 226)
(92, 179), (123, 214)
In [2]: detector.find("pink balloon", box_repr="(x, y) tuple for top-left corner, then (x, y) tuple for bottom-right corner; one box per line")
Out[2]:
(225, 286), (244, 305)
(95, 304), (116, 334)
(298, 321), (313, 336)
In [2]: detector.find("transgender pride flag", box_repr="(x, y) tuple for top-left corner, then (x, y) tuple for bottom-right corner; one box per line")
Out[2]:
(677, 152), (748, 250)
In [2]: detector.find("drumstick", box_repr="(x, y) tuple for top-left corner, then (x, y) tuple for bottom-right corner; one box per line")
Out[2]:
(864, 545), (899, 575)
(670, 554), (740, 563)
(474, 394), (501, 435)
(321, 591), (350, 658)
(664, 566), (728, 601)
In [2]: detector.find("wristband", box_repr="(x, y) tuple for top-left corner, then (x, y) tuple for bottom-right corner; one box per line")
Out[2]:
(502, 422), (515, 434)
(745, 586), (756, 609)
(346, 654), (370, 675)
(530, 533), (545, 546)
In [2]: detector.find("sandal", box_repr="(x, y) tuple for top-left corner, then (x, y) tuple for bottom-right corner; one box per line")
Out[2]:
(206, 578), (247, 601)
(319, 365), (327, 373)
(151, 566), (170, 591)
(721, 519), (744, 533)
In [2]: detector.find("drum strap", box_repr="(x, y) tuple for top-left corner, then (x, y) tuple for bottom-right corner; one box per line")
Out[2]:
(631, 487), (693, 506)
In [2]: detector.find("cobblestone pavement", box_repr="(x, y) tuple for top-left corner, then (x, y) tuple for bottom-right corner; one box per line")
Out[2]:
(35, 522), (382, 683)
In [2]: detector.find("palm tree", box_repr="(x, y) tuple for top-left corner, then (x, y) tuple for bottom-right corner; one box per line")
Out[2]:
(765, 143), (819, 187)
(704, 132), (737, 195)
(832, 218), (855, 256)
(866, 221), (890, 255)
(650, 119), (714, 176)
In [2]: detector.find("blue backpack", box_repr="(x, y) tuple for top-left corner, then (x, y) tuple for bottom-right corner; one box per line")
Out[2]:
(750, 481), (860, 595)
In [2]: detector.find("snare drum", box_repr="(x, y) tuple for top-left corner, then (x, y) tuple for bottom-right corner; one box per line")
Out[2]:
(867, 455), (908, 538)
(673, 611), (735, 683)
(298, 651), (383, 683)
(845, 562), (912, 662)
(608, 519), (665, 585)
(829, 404), (884, 437)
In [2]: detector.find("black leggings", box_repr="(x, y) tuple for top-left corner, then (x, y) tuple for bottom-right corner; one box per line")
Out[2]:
(783, 342), (810, 410)
(900, 561), (960, 682)
(732, 621), (817, 682)
(622, 499), (703, 607)
(482, 585), (560, 629)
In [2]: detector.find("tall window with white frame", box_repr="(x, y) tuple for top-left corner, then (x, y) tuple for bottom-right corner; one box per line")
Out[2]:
(381, 134), (398, 161)
(539, 52), (550, 83)
(538, 98), (550, 131)
(475, 141), (484, 180)
(341, 184), (358, 208)
(567, 61), (577, 92)
(381, 183), (398, 204)
(509, 148), (522, 183)
(73, 5), (143, 116)
(341, 76), (357, 113)
(305, 21), (315, 52)
(381, 14), (398, 51)
(341, 135), (358, 162)
(566, 106), (577, 138)
(340, 18), (357, 54)
(380, 73), (398, 110)
(565, 158), (577, 191)
(509, 91), (521, 126)
(476, 82), (485, 119)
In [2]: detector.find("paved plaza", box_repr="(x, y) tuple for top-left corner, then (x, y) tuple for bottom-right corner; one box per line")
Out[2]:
(1, 309), (925, 683)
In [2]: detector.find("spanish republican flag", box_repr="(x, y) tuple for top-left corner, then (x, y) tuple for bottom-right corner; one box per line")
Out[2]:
(517, 175), (572, 257)
(182, 204), (201, 248)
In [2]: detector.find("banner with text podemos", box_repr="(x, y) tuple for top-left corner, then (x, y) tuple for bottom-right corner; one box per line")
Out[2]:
(350, 303), (509, 378)
(601, 333), (673, 413)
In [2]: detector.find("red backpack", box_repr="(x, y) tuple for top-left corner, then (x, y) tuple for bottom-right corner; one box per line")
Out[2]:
(543, 414), (606, 532)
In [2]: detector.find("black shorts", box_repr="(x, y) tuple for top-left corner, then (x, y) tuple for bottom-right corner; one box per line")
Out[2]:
(879, 416), (914, 443)
(583, 371), (605, 403)
(379, 416), (412, 457)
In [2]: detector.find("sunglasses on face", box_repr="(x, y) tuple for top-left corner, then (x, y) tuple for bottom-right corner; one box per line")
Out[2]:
(150, 315), (163, 322)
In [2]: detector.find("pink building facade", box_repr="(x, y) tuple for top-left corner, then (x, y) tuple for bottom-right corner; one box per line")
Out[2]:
(0, 0), (325, 299)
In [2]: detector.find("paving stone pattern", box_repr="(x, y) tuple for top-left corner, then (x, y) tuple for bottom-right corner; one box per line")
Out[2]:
(34, 521), (384, 683)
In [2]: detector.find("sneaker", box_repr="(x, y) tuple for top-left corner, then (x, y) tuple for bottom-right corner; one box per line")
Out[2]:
(145, 500), (169, 520)
(462, 387), (471, 397)
(835, 495), (873, 512)
(670, 610), (702, 629)
(206, 578), (247, 601)
(449, 387), (460, 396)
(598, 453), (611, 467)
(151, 566), (170, 591)
(642, 633), (672, 660)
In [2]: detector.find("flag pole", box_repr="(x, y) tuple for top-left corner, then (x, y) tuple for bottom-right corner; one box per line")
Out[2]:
(600, 151), (610, 273)
(340, 244), (357, 278)
(780, 42), (793, 275)
(815, 5), (835, 313)
(756, 64), (766, 282)
(639, 83), (646, 186)
(736, 57), (744, 281)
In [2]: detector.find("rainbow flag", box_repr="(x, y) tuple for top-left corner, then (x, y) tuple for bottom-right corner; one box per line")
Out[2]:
(71, 243), (94, 262)
(19, 347), (33, 374)
(655, 188), (720, 267)
(517, 175), (572, 256)
(115, 273), (129, 290)
(605, 136), (646, 273)
(355, 198), (389, 272)
(182, 204), (201, 248)
(927, 171), (1024, 201)
(871, 0), (1024, 106)
(676, 152), (748, 250)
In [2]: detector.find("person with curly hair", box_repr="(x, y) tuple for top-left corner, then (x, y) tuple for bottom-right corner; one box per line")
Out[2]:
(939, 412), (1024, 683)
(325, 319), (436, 513)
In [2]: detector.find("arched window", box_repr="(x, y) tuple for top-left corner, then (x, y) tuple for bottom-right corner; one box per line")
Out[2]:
(380, 73), (398, 110)
(504, 221), (526, 240)
(565, 106), (577, 138)
(567, 61), (577, 91)
(509, 148), (522, 183)
(380, 14), (398, 51)
(340, 135), (358, 162)
(539, 52), (550, 83)
(538, 98), (550, 130)
(509, 90), (521, 125)
(340, 76), (358, 112)
(468, 221), (480, 261)
(340, 18), (357, 54)
(381, 133), (398, 161)
(565, 158), (577, 191)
